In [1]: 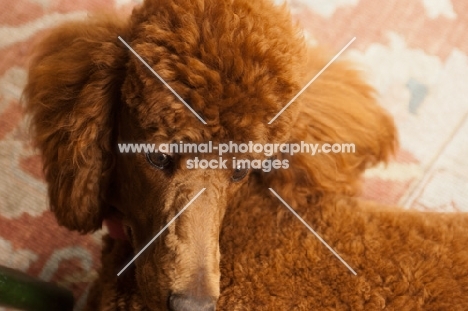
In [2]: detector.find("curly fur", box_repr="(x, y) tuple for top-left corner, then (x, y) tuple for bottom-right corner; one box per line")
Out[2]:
(24, 0), (468, 310)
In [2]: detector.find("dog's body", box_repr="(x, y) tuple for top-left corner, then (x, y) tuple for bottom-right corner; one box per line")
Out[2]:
(24, 0), (468, 310)
(89, 195), (468, 310)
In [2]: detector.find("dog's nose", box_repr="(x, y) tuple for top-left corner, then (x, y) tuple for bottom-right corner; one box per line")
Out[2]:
(169, 294), (216, 311)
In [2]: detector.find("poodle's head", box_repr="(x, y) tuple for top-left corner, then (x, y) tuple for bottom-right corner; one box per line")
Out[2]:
(24, 0), (396, 310)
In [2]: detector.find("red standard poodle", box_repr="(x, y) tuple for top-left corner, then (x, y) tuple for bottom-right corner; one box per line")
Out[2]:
(24, 0), (468, 310)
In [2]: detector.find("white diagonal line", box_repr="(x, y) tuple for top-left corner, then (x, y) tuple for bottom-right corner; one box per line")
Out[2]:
(268, 188), (357, 275)
(118, 36), (207, 125)
(117, 188), (206, 276)
(268, 37), (356, 124)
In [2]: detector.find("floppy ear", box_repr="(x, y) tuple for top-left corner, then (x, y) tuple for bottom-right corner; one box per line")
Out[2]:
(265, 47), (397, 205)
(24, 16), (128, 233)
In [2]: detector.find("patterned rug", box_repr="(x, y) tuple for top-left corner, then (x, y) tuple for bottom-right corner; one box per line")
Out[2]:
(1, 0), (467, 309)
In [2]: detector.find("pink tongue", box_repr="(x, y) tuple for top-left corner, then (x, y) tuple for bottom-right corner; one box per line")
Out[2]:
(103, 216), (128, 240)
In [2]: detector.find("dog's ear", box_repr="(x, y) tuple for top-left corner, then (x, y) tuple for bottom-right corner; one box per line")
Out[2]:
(24, 16), (128, 233)
(265, 48), (397, 205)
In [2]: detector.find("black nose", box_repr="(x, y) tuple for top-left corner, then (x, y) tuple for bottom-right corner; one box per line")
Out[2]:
(169, 294), (216, 311)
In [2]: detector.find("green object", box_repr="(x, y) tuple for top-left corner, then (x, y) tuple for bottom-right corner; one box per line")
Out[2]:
(0, 265), (74, 311)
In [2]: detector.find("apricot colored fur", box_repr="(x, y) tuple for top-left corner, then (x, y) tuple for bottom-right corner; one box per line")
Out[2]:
(24, 0), (468, 310)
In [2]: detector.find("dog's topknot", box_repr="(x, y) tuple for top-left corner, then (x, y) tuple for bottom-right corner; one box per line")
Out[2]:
(123, 0), (307, 143)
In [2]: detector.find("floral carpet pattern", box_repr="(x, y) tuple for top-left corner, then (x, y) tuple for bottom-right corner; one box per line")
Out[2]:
(1, 0), (467, 309)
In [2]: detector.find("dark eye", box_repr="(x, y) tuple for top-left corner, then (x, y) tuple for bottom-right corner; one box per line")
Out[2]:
(231, 165), (249, 182)
(146, 152), (173, 169)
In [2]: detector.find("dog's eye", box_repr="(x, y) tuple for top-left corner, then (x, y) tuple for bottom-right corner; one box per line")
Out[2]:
(231, 165), (249, 182)
(146, 152), (172, 169)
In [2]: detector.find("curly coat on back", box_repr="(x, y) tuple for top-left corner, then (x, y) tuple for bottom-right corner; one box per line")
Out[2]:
(24, 0), (468, 310)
